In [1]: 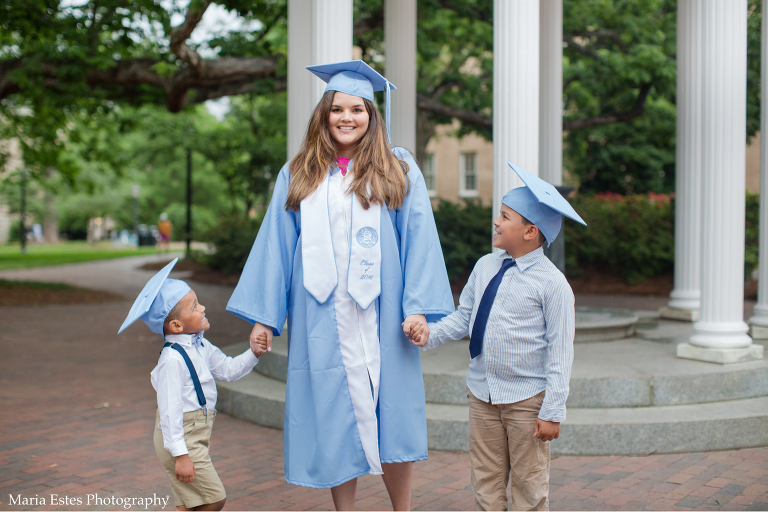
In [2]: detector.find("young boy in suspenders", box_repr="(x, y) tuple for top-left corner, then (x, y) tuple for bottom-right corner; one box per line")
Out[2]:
(119, 259), (268, 511)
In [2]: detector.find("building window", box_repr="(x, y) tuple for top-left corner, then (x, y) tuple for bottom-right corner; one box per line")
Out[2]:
(459, 152), (478, 197)
(423, 153), (437, 197)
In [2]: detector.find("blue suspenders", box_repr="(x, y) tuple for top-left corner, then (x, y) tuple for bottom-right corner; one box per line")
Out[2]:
(163, 341), (208, 416)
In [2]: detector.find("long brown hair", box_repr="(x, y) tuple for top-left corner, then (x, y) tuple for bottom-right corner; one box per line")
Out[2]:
(285, 90), (409, 211)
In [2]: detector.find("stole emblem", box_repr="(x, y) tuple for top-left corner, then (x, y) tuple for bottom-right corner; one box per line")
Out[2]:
(356, 227), (379, 248)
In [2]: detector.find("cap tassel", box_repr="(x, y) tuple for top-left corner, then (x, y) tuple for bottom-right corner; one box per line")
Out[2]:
(385, 81), (392, 146)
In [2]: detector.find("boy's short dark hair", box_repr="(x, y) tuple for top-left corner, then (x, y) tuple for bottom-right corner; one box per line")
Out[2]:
(520, 216), (547, 246)
(162, 300), (186, 335)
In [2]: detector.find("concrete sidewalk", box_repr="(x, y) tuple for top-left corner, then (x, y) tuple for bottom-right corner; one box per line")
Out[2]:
(1, 256), (767, 510)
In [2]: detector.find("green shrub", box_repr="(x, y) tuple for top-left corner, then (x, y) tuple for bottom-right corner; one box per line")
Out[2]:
(565, 191), (759, 283)
(8, 221), (22, 245)
(199, 214), (262, 275)
(746, 192), (759, 280)
(432, 199), (493, 283)
(564, 192), (674, 283)
(196, 192), (760, 286)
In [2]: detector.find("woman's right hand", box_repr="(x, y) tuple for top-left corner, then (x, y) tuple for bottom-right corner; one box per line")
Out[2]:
(250, 322), (273, 353)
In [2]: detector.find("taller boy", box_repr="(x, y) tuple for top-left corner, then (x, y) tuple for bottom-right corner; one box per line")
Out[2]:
(409, 163), (586, 511)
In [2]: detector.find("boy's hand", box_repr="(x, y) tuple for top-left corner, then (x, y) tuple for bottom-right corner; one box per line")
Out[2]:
(533, 418), (560, 442)
(250, 332), (269, 357)
(175, 454), (195, 483)
(402, 314), (429, 347)
(250, 322), (272, 356)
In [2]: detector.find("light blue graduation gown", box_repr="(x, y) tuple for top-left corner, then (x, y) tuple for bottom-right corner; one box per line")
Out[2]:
(227, 147), (454, 488)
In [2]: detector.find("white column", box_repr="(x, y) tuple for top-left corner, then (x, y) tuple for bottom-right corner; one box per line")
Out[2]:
(539, 0), (562, 187)
(678, 0), (762, 364)
(287, 0), (313, 158)
(311, 0), (353, 105)
(385, 0), (417, 151)
(661, 0), (703, 321)
(493, 0), (540, 220)
(750, 0), (768, 337)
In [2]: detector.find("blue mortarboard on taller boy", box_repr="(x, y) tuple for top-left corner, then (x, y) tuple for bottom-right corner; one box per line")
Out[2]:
(118, 258), (190, 336)
(502, 162), (587, 247)
(306, 60), (397, 143)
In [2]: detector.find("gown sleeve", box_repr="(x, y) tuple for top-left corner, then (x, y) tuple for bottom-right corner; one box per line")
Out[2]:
(227, 164), (298, 336)
(393, 147), (455, 322)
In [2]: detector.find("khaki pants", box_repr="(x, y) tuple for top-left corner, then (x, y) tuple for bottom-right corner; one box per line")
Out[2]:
(468, 390), (549, 511)
(154, 409), (226, 509)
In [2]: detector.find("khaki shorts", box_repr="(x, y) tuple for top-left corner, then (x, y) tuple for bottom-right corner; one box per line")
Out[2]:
(153, 409), (226, 508)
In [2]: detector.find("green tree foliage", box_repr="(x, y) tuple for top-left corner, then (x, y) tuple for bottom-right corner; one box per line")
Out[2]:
(562, 0), (677, 194)
(3, 0), (762, 200)
(195, 93), (287, 215)
(432, 198), (492, 283)
(1, 0), (285, 187)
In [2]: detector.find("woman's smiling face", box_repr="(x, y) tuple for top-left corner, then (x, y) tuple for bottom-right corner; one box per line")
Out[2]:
(328, 91), (369, 158)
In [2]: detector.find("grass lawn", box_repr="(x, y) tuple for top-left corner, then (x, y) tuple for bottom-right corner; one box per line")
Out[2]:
(0, 241), (159, 270)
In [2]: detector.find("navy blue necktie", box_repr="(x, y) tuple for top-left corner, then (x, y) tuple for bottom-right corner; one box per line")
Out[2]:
(469, 258), (516, 359)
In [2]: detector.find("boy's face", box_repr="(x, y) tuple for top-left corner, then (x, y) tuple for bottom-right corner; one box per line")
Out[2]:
(168, 290), (210, 335)
(493, 205), (534, 255)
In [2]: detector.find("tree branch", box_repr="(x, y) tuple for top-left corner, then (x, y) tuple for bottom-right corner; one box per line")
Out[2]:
(190, 76), (287, 104)
(0, 60), (23, 99)
(169, 0), (211, 74)
(569, 28), (629, 54)
(416, 93), (491, 131)
(563, 34), (602, 60)
(563, 83), (651, 131)
(354, 6), (383, 36)
(1, 55), (277, 112)
(416, 83), (653, 134)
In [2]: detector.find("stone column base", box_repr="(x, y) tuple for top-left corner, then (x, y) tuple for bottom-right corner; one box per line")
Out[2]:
(659, 306), (700, 322)
(676, 343), (764, 364)
(749, 324), (768, 339)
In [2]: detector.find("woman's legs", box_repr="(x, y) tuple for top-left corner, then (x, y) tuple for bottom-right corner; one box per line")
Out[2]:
(381, 461), (413, 511)
(331, 477), (358, 511)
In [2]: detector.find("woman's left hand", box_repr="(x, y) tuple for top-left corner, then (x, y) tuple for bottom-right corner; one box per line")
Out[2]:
(403, 314), (429, 347)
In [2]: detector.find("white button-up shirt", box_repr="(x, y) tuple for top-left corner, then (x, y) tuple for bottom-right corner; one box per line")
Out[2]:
(425, 247), (574, 422)
(151, 333), (259, 456)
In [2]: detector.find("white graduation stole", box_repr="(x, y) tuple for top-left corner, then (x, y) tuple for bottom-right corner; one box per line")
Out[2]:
(301, 171), (382, 308)
(301, 175), (338, 303)
(348, 192), (381, 309)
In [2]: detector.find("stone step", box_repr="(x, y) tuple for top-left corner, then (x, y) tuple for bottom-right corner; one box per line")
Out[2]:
(249, 337), (768, 408)
(215, 363), (768, 456)
(425, 396), (768, 455)
(217, 367), (285, 430)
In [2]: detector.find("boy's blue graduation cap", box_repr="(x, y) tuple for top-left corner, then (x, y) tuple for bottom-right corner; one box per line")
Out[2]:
(118, 258), (191, 336)
(306, 60), (397, 144)
(502, 162), (587, 247)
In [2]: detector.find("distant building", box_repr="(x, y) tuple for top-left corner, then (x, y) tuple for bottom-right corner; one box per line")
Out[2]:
(0, 137), (23, 243)
(424, 123), (494, 205)
(426, 126), (760, 204)
(747, 132), (761, 195)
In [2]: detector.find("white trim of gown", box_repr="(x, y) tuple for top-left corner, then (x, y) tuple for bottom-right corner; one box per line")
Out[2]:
(327, 168), (383, 475)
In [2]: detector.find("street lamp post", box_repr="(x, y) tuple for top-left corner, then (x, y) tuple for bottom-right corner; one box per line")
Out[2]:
(543, 185), (573, 273)
(20, 167), (27, 254)
(186, 148), (192, 258)
(132, 185), (140, 243)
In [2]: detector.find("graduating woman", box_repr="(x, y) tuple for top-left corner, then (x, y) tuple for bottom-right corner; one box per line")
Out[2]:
(227, 60), (453, 510)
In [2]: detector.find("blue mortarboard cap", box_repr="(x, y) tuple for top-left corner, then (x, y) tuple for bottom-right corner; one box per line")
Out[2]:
(306, 60), (397, 144)
(117, 258), (191, 335)
(502, 163), (587, 247)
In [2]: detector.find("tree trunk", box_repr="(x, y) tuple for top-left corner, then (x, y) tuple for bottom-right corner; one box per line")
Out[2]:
(415, 108), (437, 169)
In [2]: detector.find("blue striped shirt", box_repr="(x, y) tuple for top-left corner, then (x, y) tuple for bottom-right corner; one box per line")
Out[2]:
(425, 246), (575, 422)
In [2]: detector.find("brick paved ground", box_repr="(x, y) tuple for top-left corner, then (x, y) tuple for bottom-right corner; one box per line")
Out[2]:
(1, 276), (767, 510)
